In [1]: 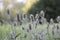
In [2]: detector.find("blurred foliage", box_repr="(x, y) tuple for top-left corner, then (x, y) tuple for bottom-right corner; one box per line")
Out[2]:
(0, 0), (38, 13)
(28, 0), (60, 21)
(0, 0), (38, 20)
(22, 0), (39, 13)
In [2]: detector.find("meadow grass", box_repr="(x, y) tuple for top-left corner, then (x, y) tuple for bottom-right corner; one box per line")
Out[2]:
(0, 23), (60, 40)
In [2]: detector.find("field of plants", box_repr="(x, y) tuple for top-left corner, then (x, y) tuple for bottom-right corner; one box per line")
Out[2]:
(0, 22), (60, 40)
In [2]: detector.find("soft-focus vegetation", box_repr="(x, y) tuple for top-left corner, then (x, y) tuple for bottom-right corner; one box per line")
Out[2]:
(0, 0), (60, 40)
(28, 0), (60, 21)
(0, 23), (60, 40)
